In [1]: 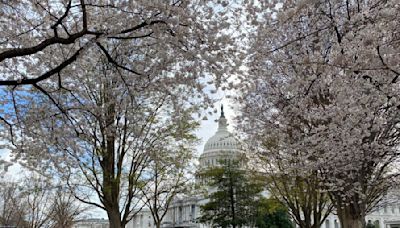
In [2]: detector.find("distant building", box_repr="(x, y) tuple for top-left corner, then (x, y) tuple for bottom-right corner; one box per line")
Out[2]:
(126, 208), (155, 228)
(73, 218), (108, 228)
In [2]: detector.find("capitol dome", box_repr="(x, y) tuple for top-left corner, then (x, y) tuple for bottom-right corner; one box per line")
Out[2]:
(199, 105), (243, 169)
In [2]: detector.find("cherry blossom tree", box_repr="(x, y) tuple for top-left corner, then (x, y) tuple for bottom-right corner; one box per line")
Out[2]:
(0, 0), (243, 86)
(3, 59), (202, 227)
(0, 0), (246, 142)
(239, 0), (400, 227)
(0, 1), (246, 227)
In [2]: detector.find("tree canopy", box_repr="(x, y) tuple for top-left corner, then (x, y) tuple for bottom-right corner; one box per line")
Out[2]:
(239, 0), (400, 227)
(0, 1), (247, 227)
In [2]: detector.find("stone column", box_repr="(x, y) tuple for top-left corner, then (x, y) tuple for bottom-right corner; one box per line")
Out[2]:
(329, 218), (334, 228)
(380, 218), (384, 228)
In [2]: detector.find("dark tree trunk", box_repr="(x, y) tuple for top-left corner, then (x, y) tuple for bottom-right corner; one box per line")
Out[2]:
(102, 85), (123, 228)
(229, 172), (236, 228)
(337, 205), (364, 228)
(107, 207), (122, 228)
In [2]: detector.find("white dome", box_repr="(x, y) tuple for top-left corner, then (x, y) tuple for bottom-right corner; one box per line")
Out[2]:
(199, 106), (242, 169)
(203, 120), (238, 151)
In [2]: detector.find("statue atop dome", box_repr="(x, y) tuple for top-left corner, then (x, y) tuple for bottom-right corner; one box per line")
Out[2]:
(217, 104), (228, 132)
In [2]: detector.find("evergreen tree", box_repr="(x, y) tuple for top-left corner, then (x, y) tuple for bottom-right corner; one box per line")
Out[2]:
(254, 198), (294, 228)
(199, 161), (264, 228)
(366, 221), (378, 228)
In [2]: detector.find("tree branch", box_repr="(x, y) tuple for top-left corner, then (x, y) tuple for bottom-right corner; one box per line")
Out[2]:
(96, 42), (142, 76)
(376, 45), (400, 83)
(0, 47), (84, 86)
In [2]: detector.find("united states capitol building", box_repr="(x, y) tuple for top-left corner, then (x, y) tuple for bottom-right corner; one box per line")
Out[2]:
(77, 107), (400, 228)
(128, 106), (243, 228)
